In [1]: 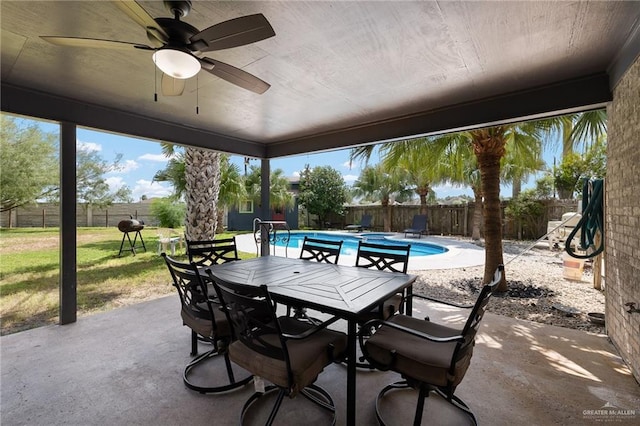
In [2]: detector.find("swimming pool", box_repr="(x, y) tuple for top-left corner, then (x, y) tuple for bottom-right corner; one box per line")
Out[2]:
(273, 231), (448, 257)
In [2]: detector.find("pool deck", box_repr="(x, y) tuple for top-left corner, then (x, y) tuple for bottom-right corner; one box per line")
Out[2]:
(235, 231), (485, 271)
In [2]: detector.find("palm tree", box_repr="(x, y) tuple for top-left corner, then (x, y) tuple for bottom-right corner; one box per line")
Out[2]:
(552, 110), (607, 158)
(184, 148), (221, 240)
(436, 136), (484, 240)
(153, 142), (221, 240)
(501, 131), (545, 199)
(152, 149), (185, 199)
(378, 138), (445, 215)
(244, 165), (294, 214)
(352, 164), (412, 232)
(216, 155), (246, 233)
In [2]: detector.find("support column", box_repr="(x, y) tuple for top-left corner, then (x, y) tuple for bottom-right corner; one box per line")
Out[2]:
(60, 122), (77, 324)
(260, 159), (271, 256)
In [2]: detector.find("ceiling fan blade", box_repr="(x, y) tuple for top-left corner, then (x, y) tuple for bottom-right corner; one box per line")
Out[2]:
(199, 57), (270, 94)
(161, 74), (186, 96)
(190, 14), (275, 52)
(113, 0), (168, 45)
(40, 36), (153, 50)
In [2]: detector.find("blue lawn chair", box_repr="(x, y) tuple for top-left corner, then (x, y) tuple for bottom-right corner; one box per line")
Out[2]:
(404, 214), (428, 238)
(345, 214), (373, 232)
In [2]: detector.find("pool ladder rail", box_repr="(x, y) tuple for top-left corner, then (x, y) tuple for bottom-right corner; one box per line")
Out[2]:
(253, 218), (291, 257)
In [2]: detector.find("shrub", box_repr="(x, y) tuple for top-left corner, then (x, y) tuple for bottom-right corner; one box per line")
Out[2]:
(150, 198), (185, 228)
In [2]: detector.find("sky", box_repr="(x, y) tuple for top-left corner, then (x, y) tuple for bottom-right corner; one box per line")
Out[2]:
(20, 116), (562, 202)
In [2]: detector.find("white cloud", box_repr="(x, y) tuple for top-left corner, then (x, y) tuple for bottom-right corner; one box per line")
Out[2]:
(343, 174), (358, 184)
(139, 153), (171, 162)
(117, 159), (139, 173)
(292, 171), (301, 178)
(131, 179), (173, 200)
(77, 140), (101, 152)
(342, 160), (357, 170)
(105, 176), (126, 190)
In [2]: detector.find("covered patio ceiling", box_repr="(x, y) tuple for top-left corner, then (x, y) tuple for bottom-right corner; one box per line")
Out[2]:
(2, 1), (639, 159)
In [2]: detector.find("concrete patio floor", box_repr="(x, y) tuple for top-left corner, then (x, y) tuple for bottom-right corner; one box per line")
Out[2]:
(2, 294), (638, 425)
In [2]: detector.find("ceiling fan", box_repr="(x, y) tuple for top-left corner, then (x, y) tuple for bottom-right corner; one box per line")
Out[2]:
(41, 0), (275, 95)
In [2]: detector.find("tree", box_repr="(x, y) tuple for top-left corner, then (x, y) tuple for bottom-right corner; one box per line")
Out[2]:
(1, 115), (133, 216)
(297, 165), (348, 229)
(152, 148), (186, 199)
(379, 138), (445, 214)
(351, 164), (412, 232)
(551, 110), (607, 158)
(0, 115), (58, 213)
(153, 143), (225, 239)
(154, 149), (245, 234)
(244, 165), (294, 212)
(500, 131), (545, 199)
(184, 147), (221, 240)
(75, 148), (133, 206)
(216, 156), (246, 233)
(554, 135), (607, 199)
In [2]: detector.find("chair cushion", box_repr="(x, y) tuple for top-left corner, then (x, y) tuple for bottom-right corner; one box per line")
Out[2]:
(181, 304), (230, 339)
(229, 316), (347, 394)
(358, 294), (404, 322)
(365, 315), (472, 388)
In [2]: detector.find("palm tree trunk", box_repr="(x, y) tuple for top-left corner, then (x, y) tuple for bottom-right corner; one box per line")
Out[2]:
(471, 188), (483, 241)
(184, 148), (221, 241)
(511, 174), (522, 199)
(418, 187), (429, 215)
(473, 130), (507, 290)
(216, 207), (225, 234)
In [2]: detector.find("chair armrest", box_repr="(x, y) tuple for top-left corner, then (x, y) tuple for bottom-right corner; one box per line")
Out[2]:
(410, 292), (474, 309)
(281, 315), (342, 340)
(359, 317), (465, 344)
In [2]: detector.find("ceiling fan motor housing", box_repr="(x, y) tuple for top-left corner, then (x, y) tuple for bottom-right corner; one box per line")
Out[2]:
(164, 1), (192, 19)
(154, 17), (199, 47)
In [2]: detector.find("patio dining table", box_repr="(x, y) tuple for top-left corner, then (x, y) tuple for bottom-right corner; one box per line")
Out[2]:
(206, 255), (417, 426)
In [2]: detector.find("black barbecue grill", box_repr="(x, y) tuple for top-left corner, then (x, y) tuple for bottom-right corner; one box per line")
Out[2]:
(117, 217), (146, 256)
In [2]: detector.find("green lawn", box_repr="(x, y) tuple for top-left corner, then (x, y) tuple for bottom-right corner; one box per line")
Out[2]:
(0, 227), (255, 335)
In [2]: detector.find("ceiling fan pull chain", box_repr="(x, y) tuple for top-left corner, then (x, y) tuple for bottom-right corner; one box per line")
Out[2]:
(196, 74), (199, 115)
(153, 56), (158, 102)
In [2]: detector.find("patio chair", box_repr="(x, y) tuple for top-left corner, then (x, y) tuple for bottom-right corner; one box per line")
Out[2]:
(354, 240), (411, 369)
(208, 273), (347, 426)
(345, 214), (373, 232)
(356, 240), (411, 319)
(186, 236), (239, 267)
(157, 227), (183, 255)
(359, 264), (504, 425)
(404, 214), (428, 238)
(299, 236), (343, 264)
(162, 253), (252, 394)
(294, 236), (344, 322)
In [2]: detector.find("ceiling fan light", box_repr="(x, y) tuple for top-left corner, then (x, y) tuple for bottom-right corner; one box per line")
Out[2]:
(152, 48), (200, 79)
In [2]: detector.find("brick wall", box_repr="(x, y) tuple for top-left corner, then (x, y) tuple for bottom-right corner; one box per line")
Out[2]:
(606, 54), (640, 381)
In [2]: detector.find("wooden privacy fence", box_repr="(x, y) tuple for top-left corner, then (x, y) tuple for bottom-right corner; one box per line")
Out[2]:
(343, 200), (579, 240)
(0, 203), (157, 228)
(3, 200), (579, 241)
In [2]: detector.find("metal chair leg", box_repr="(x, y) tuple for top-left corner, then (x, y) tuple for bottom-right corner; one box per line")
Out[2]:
(375, 380), (477, 426)
(183, 347), (252, 394)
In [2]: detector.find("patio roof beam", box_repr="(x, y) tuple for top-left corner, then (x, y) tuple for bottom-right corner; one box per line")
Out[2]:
(265, 73), (612, 158)
(0, 84), (266, 159)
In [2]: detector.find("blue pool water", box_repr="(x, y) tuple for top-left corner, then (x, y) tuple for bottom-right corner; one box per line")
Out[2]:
(273, 231), (447, 257)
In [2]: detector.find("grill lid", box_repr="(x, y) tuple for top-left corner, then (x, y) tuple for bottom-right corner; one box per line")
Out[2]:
(118, 218), (144, 233)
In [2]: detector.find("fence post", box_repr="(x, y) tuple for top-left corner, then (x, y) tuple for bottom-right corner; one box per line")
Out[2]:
(42, 208), (45, 228)
(463, 203), (468, 237)
(87, 205), (92, 227)
(106, 209), (109, 227)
